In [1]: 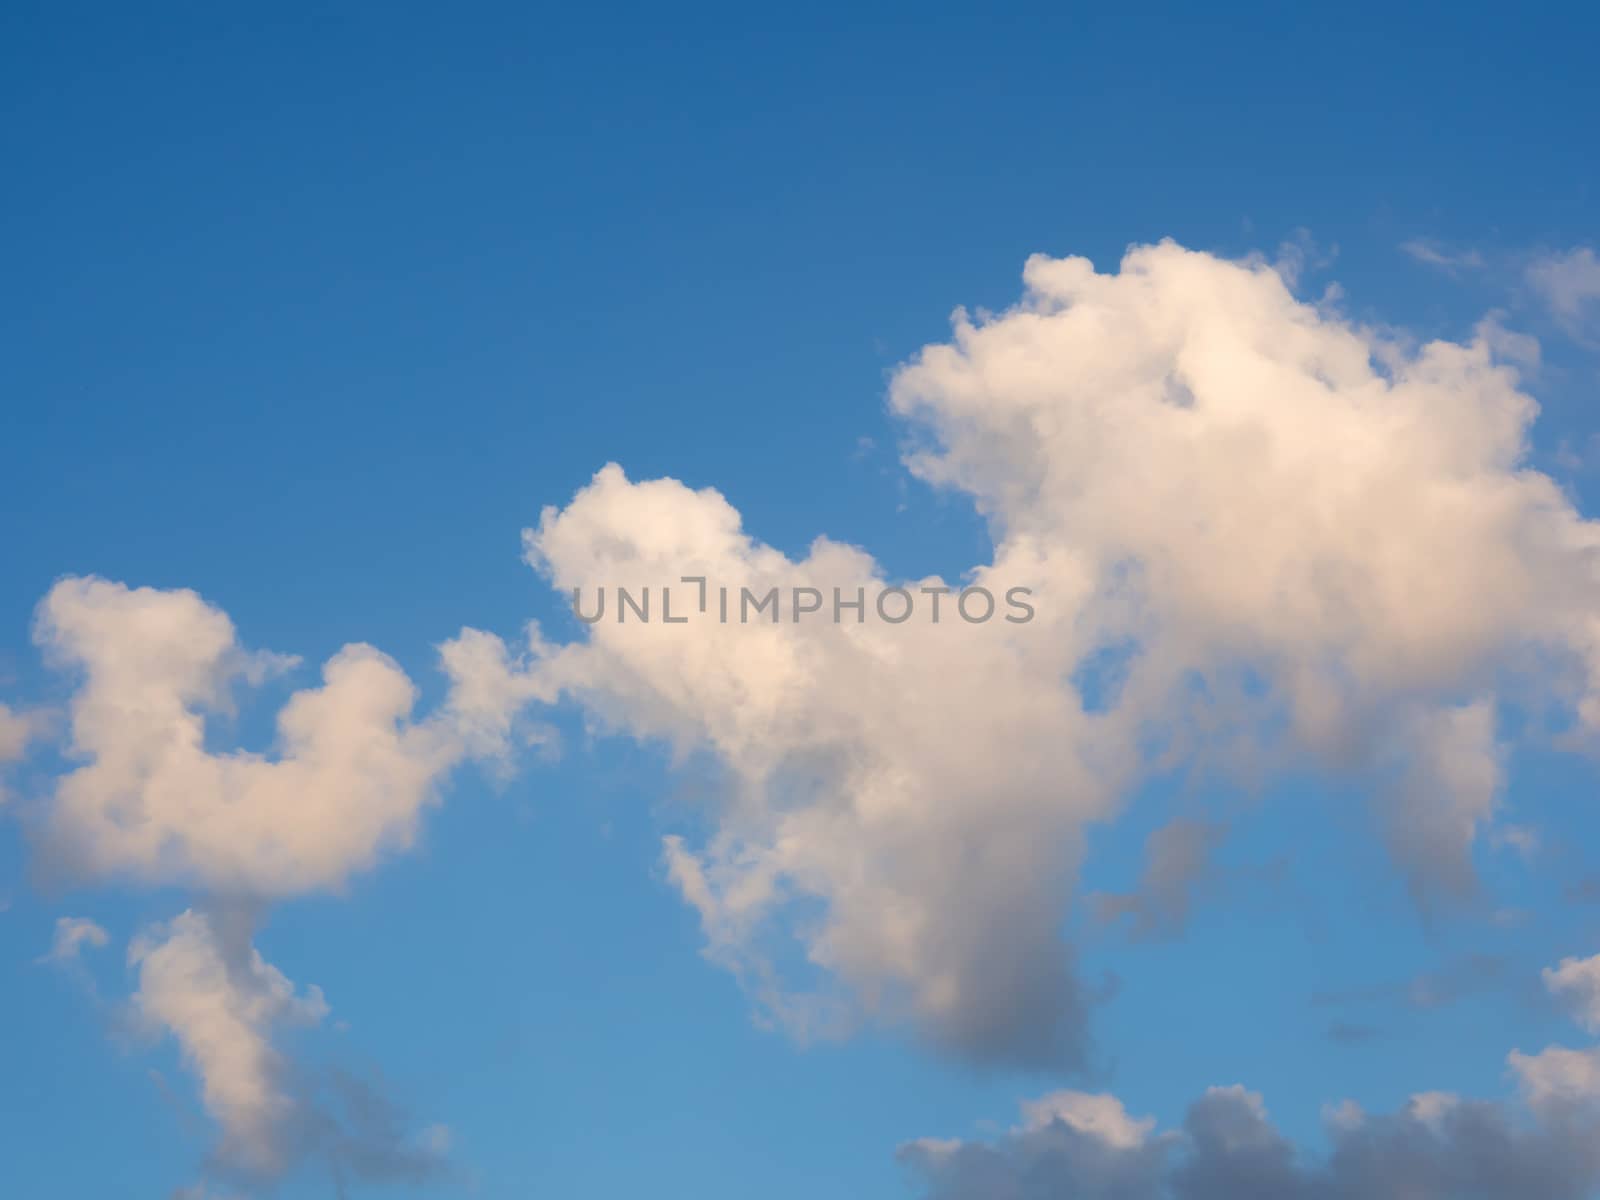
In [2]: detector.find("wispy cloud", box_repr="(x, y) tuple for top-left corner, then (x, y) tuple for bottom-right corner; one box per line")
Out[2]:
(1314, 953), (1510, 1012)
(1527, 246), (1600, 338)
(37, 915), (109, 966)
(1400, 238), (1486, 274)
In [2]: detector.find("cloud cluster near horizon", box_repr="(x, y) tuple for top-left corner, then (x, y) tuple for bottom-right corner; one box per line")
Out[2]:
(901, 946), (1600, 1199)
(12, 238), (1600, 1193)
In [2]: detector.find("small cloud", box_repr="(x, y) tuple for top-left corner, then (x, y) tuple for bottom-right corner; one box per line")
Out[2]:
(1314, 953), (1508, 1012)
(0, 702), (50, 764)
(1401, 238), (1486, 274)
(0, 702), (52, 804)
(1553, 434), (1600, 473)
(1091, 820), (1228, 941)
(417, 1123), (452, 1156)
(1405, 954), (1507, 1010)
(1543, 953), (1600, 1033)
(315, 1068), (454, 1187)
(170, 1186), (243, 1200)
(1475, 313), (1541, 369)
(170, 1185), (243, 1200)
(1326, 1021), (1383, 1045)
(1492, 824), (1540, 860)
(1270, 228), (1336, 288)
(1527, 246), (1600, 338)
(1322, 1098), (1365, 1131)
(38, 916), (109, 966)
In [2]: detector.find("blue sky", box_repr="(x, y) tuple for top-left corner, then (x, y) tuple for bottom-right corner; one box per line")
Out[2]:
(4, 5), (1600, 1198)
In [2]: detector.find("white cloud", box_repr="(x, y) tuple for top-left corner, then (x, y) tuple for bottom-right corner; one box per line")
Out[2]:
(0, 701), (50, 804)
(32, 576), (550, 897)
(1544, 954), (1600, 1033)
(1401, 239), (1486, 273)
(127, 911), (450, 1184)
(0, 701), (46, 764)
(1506, 950), (1600, 1119)
(516, 241), (1600, 1066)
(890, 244), (1600, 745)
(1510, 1044), (1600, 1116)
(1019, 1091), (1156, 1149)
(22, 577), (527, 1181)
(1381, 701), (1503, 905)
(1405, 1090), (1461, 1131)
(526, 464), (1107, 1064)
(21, 239), (1600, 1185)
(130, 909), (328, 1174)
(1527, 247), (1600, 337)
(39, 915), (109, 965)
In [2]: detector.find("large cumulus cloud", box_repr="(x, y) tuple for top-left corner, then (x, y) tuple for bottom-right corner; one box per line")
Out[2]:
(510, 241), (1600, 1068)
(524, 466), (1108, 1065)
